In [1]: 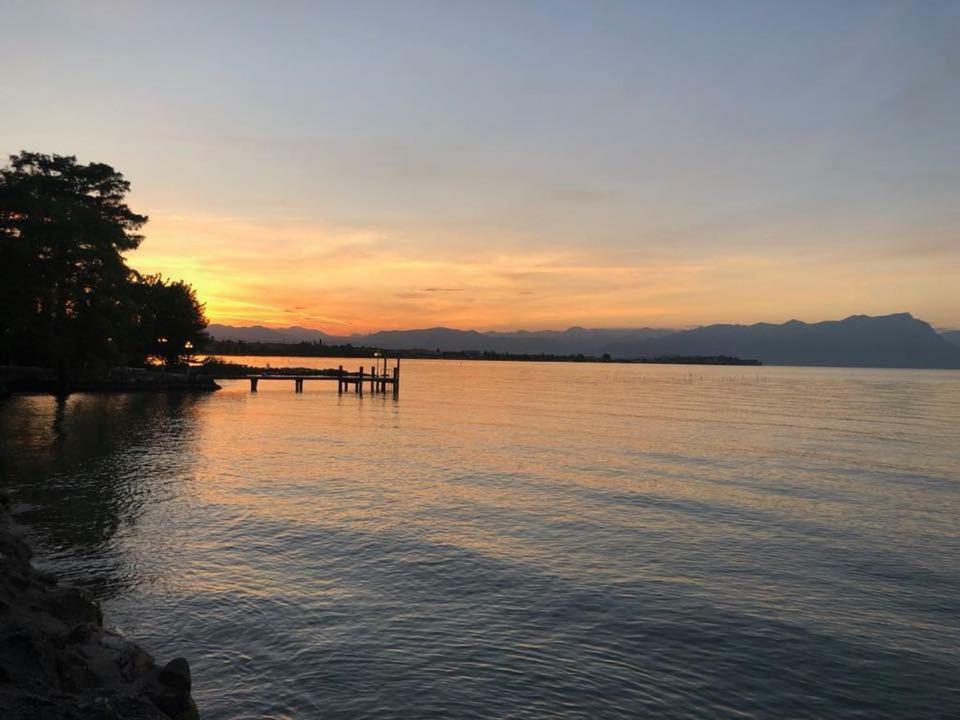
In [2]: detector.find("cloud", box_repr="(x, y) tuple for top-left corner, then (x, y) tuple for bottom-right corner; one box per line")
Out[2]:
(125, 206), (960, 331)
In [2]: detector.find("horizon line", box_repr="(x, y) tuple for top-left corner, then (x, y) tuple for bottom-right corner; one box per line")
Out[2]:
(206, 311), (960, 336)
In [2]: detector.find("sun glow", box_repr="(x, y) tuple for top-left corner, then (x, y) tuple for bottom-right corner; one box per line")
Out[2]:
(126, 211), (959, 332)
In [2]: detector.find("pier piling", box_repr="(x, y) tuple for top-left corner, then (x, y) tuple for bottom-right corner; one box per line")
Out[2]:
(245, 360), (399, 398)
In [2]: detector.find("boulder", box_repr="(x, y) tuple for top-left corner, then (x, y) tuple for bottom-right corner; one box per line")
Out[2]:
(0, 503), (200, 719)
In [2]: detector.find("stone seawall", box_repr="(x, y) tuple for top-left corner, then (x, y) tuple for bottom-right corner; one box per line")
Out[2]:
(0, 492), (199, 719)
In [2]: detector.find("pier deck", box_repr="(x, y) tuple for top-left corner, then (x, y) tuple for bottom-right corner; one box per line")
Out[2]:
(247, 360), (400, 397)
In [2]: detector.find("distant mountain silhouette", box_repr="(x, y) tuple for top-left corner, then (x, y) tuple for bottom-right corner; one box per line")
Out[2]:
(207, 324), (671, 355)
(607, 314), (960, 368)
(207, 314), (960, 369)
(206, 324), (328, 343)
(354, 327), (672, 355)
(941, 330), (960, 349)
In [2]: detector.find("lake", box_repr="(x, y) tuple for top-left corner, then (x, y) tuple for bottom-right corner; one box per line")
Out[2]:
(2, 359), (959, 719)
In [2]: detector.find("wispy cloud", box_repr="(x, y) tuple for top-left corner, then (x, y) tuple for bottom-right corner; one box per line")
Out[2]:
(125, 208), (960, 330)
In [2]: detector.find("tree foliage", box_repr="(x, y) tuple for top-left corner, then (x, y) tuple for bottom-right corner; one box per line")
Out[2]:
(0, 151), (206, 372)
(129, 274), (209, 366)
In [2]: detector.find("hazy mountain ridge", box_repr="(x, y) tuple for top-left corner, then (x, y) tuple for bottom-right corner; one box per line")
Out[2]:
(206, 324), (672, 356)
(941, 330), (960, 348)
(206, 324), (328, 343)
(207, 314), (960, 368)
(607, 313), (960, 368)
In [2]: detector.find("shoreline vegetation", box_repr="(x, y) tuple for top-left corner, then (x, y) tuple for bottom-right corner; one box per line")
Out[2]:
(0, 492), (198, 719)
(1, 153), (209, 393)
(199, 348), (763, 368)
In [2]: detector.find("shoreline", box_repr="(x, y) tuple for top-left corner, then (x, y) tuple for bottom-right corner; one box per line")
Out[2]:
(0, 367), (221, 396)
(200, 352), (763, 366)
(0, 492), (199, 719)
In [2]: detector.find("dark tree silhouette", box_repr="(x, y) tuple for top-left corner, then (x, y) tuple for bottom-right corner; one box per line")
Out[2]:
(129, 274), (209, 367)
(0, 152), (147, 373)
(0, 151), (209, 380)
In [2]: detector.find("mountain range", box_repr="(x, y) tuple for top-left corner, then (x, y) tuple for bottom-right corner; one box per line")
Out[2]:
(207, 314), (960, 369)
(205, 324), (673, 356)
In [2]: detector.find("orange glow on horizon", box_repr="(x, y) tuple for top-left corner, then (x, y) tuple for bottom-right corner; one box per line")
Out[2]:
(126, 213), (960, 333)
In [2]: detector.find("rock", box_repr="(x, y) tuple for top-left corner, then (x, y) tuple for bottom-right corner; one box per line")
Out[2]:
(152, 658), (198, 720)
(0, 502), (200, 719)
(159, 658), (192, 695)
(66, 623), (99, 644)
(42, 587), (103, 626)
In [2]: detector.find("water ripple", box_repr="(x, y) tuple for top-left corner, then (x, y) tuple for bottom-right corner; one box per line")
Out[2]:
(2, 362), (959, 718)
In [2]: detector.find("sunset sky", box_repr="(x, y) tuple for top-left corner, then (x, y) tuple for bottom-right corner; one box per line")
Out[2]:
(3, 1), (958, 331)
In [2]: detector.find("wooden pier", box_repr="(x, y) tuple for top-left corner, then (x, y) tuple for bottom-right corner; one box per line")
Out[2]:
(247, 358), (400, 398)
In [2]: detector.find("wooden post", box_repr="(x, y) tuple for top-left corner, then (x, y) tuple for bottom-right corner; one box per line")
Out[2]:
(338, 365), (343, 394)
(392, 366), (399, 398)
(370, 367), (376, 394)
(250, 377), (259, 392)
(358, 367), (364, 396)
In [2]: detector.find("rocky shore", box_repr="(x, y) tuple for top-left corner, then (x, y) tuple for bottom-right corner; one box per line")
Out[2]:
(0, 492), (199, 719)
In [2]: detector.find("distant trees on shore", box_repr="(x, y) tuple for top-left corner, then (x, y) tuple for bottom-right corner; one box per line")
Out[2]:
(0, 152), (207, 375)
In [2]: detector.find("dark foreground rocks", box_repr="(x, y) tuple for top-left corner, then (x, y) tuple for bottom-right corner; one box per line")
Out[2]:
(0, 493), (198, 719)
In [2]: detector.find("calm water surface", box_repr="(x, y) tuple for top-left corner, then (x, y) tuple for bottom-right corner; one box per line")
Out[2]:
(2, 360), (959, 719)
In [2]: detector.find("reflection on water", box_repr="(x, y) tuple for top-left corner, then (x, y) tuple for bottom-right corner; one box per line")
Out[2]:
(3, 360), (960, 719)
(1, 393), (201, 599)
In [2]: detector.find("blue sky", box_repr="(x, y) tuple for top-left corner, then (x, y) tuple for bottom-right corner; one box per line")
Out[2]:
(2, 1), (958, 330)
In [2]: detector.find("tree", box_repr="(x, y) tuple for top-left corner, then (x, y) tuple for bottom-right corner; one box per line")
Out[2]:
(129, 274), (209, 368)
(0, 152), (147, 372)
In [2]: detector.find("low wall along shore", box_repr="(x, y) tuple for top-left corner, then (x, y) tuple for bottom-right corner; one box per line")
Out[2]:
(0, 366), (220, 395)
(0, 492), (199, 719)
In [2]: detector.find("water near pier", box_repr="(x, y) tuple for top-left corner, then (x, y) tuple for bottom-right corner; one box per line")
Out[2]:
(3, 360), (959, 719)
